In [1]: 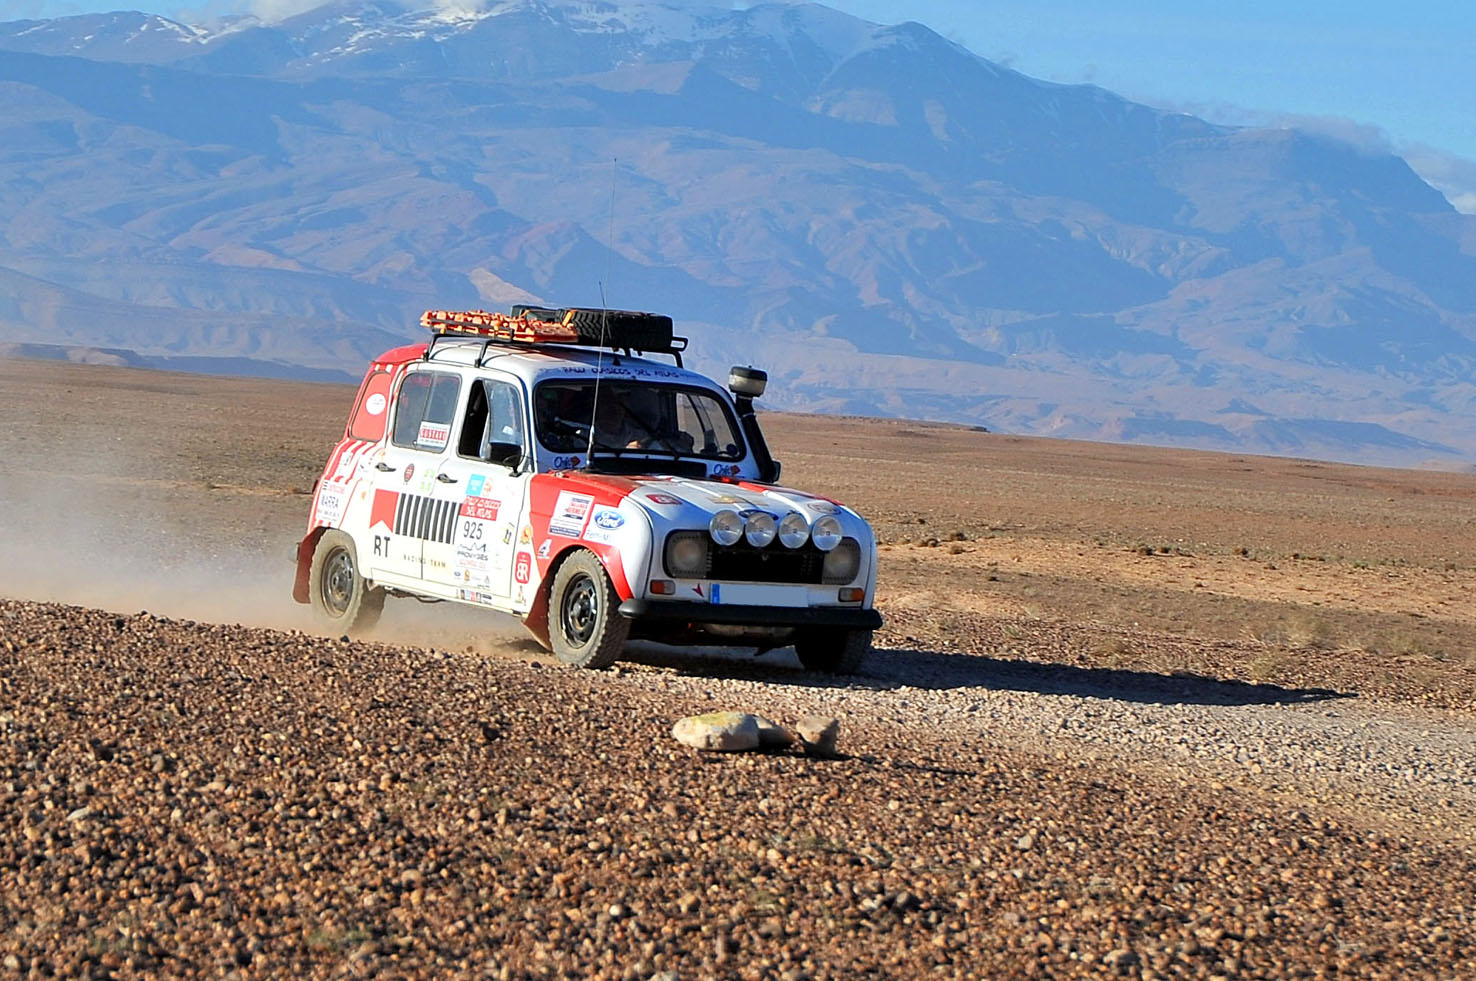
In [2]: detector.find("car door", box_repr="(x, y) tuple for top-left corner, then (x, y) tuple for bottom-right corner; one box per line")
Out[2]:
(363, 367), (463, 585)
(422, 373), (531, 605)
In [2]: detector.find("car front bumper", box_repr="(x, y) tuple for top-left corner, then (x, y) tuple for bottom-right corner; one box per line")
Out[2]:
(617, 598), (883, 631)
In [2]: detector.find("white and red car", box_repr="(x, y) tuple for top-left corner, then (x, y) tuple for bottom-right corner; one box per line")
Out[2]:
(292, 307), (881, 671)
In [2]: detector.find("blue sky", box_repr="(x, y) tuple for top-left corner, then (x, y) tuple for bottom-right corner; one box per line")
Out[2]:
(4, 0), (1474, 208)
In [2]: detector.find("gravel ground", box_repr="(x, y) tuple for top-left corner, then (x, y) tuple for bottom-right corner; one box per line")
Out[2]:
(3, 598), (1474, 979)
(614, 622), (1476, 848)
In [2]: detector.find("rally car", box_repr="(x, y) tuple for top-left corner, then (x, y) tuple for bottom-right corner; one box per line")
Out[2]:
(292, 306), (882, 672)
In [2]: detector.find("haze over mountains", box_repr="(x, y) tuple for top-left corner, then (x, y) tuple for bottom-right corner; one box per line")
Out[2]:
(2, 0), (1475, 467)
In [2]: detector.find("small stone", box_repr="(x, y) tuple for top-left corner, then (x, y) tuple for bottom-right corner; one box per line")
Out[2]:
(1016, 833), (1035, 851)
(795, 716), (839, 757)
(1105, 948), (1140, 971)
(671, 712), (760, 752)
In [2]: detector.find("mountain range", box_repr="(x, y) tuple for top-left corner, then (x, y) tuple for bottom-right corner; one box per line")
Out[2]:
(2, 0), (1474, 467)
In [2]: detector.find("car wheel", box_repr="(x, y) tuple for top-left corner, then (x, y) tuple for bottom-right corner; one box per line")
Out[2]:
(549, 549), (629, 669)
(308, 530), (384, 632)
(794, 629), (871, 674)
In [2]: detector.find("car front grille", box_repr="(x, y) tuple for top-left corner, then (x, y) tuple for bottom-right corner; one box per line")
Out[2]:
(707, 540), (827, 585)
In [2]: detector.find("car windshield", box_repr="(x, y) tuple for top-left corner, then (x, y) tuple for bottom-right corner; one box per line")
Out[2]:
(534, 380), (746, 461)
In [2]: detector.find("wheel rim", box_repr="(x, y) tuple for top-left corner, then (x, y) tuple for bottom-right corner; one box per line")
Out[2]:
(321, 547), (355, 617)
(560, 573), (599, 647)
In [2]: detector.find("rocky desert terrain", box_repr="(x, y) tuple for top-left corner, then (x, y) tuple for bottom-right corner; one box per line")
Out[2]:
(1, 357), (1474, 978)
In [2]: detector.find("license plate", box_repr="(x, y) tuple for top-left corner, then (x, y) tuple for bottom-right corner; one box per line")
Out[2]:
(710, 583), (808, 607)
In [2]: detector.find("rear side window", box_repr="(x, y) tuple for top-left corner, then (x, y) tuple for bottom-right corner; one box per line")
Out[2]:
(391, 371), (462, 452)
(348, 369), (395, 442)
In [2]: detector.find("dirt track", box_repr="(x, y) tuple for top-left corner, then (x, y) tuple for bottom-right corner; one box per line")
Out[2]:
(2, 357), (1475, 977)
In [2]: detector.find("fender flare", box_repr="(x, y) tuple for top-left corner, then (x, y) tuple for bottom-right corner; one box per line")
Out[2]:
(522, 541), (633, 651)
(292, 527), (330, 605)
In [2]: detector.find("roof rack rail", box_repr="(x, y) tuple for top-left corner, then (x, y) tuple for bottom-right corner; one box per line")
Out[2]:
(420, 307), (687, 366)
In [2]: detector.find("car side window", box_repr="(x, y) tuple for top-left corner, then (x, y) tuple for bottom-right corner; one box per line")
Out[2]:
(348, 369), (395, 442)
(488, 381), (525, 449)
(391, 371), (461, 452)
(457, 378), (525, 460)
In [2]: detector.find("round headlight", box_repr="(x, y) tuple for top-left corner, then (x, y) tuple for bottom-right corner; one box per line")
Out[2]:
(744, 511), (777, 547)
(778, 512), (809, 549)
(811, 514), (843, 551)
(709, 508), (744, 546)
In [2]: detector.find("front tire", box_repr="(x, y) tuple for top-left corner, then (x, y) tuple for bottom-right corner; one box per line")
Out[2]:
(794, 629), (871, 675)
(549, 549), (629, 669)
(308, 530), (384, 633)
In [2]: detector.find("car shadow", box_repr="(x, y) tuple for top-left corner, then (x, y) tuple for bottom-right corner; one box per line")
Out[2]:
(620, 643), (1355, 707)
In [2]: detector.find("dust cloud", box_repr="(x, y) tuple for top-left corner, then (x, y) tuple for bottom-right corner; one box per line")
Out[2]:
(0, 440), (532, 659)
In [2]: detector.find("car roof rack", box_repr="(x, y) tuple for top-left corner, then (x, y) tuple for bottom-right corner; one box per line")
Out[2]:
(420, 306), (688, 367)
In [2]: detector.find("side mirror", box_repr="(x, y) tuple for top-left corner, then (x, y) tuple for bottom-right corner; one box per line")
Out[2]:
(485, 442), (523, 470)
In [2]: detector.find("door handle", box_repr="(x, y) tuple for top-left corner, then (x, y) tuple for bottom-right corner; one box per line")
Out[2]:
(375, 462), (396, 472)
(436, 473), (459, 484)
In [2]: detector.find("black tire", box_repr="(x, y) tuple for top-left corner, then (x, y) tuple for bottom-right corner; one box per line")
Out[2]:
(308, 530), (384, 633)
(548, 549), (629, 669)
(794, 629), (871, 674)
(564, 309), (674, 350)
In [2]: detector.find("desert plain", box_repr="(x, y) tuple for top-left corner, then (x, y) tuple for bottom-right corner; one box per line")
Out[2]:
(1, 356), (1474, 978)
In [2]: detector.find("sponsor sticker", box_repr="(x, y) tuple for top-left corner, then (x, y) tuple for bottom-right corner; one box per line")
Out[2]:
(552, 455), (582, 470)
(710, 463), (741, 478)
(644, 493), (683, 506)
(314, 486), (346, 525)
(454, 541), (491, 588)
(537, 539), (552, 558)
(365, 393), (387, 416)
(548, 492), (593, 538)
(519, 525), (533, 545)
(514, 553), (532, 584)
(806, 501), (839, 514)
(402, 463), (415, 484)
(583, 506), (626, 545)
(460, 496), (500, 522)
(417, 421), (450, 450)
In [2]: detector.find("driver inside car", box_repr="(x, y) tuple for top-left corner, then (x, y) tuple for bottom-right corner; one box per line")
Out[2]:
(594, 389), (693, 452)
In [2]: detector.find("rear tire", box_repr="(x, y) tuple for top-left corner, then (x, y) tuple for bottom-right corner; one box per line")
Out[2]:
(794, 629), (871, 675)
(308, 530), (384, 633)
(549, 549), (629, 669)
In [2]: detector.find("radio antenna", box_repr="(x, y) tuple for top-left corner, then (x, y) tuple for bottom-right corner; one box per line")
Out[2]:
(585, 157), (619, 464)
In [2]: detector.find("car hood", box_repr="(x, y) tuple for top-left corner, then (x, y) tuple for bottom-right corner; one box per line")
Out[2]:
(620, 475), (845, 522)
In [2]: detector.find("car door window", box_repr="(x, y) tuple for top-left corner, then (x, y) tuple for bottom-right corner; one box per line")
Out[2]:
(458, 378), (525, 461)
(392, 372), (461, 452)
